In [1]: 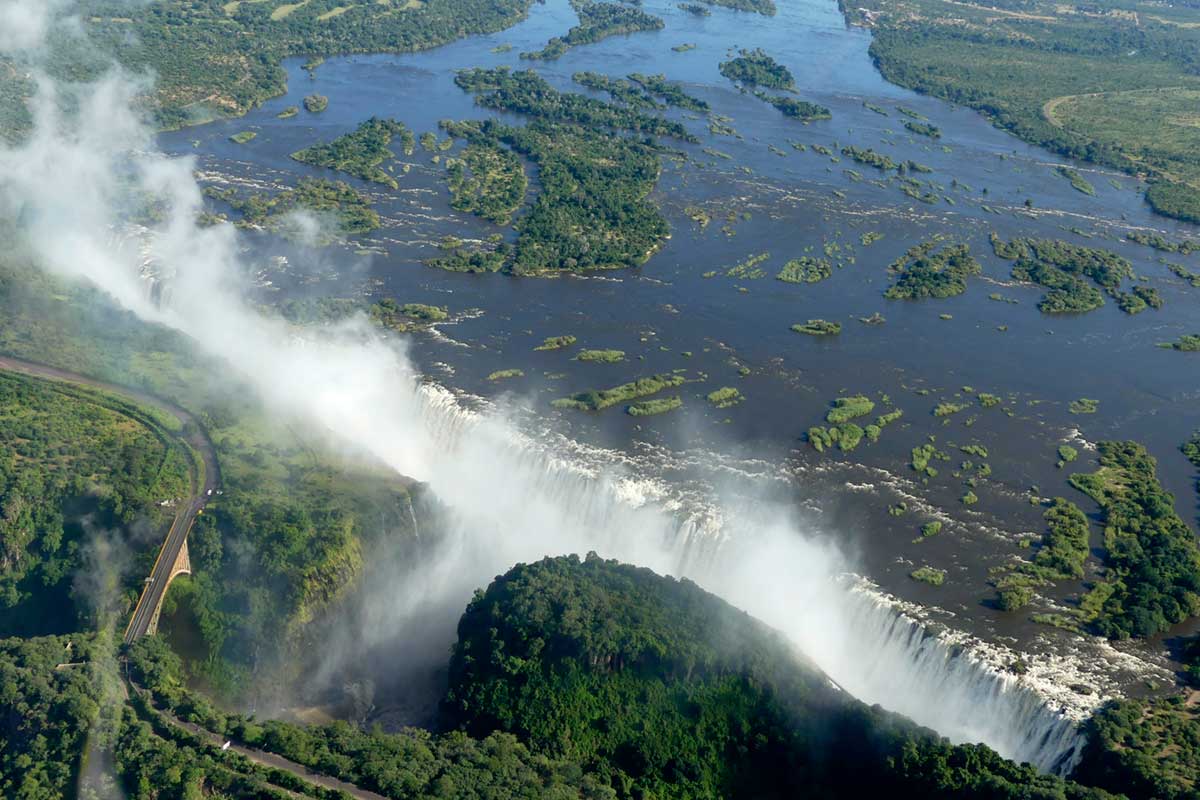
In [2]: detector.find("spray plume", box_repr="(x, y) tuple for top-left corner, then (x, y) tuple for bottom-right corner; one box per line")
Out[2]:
(0, 0), (1084, 773)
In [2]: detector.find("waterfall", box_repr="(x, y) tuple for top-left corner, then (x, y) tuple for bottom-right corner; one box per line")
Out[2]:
(362, 382), (1088, 775)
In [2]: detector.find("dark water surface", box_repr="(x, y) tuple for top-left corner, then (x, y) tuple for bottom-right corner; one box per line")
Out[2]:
(161, 0), (1200, 689)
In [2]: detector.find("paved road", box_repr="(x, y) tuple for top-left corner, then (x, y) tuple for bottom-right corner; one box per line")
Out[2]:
(128, 681), (389, 800)
(0, 355), (220, 644)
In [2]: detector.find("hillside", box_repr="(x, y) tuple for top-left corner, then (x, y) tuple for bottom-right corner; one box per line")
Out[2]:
(441, 554), (1112, 799)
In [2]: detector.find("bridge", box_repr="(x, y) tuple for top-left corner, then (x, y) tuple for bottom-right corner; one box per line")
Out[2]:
(0, 355), (220, 645)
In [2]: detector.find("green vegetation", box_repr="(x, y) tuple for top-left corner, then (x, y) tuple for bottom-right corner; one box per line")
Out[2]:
(457, 70), (695, 140)
(910, 566), (946, 586)
(706, 387), (744, 408)
(627, 395), (683, 416)
(487, 369), (524, 381)
(844, 0), (1200, 225)
(0, 635), (108, 798)
(1158, 333), (1200, 352)
(303, 94), (328, 114)
(911, 443), (949, 477)
(229, 130), (257, 144)
(1069, 398), (1099, 414)
(442, 554), (1111, 799)
(1114, 284), (1163, 315)
(377, 302), (448, 323)
(808, 423), (864, 453)
(291, 118), (415, 189)
(961, 490), (978, 505)
(123, 636), (610, 800)
(672, 42), (697, 52)
(724, 251), (771, 279)
(718, 49), (794, 89)
(629, 73), (709, 112)
(791, 319), (841, 336)
(436, 118), (672, 275)
(841, 146), (896, 170)
(777, 256), (833, 283)
(206, 178), (381, 239)
(919, 521), (942, 539)
(1067, 441), (1200, 638)
(1058, 444), (1079, 468)
(1126, 230), (1200, 254)
(0, 372), (191, 630)
(884, 239), (980, 299)
(826, 394), (875, 424)
(991, 497), (1094, 612)
(575, 71), (710, 112)
(0, 258), (423, 694)
(933, 401), (967, 417)
(1075, 697), (1200, 800)
(903, 120), (940, 138)
(0, 0), (536, 141)
(679, 2), (712, 14)
(535, 335), (578, 351)
(575, 349), (626, 363)
(808, 397), (902, 454)
(694, 0), (776, 12)
(755, 93), (832, 121)
(521, 2), (664, 61)
(1055, 166), (1096, 196)
(553, 373), (686, 411)
(276, 106), (299, 119)
(993, 236), (1133, 314)
(1168, 262), (1200, 287)
(440, 68), (700, 273)
(445, 140), (528, 224)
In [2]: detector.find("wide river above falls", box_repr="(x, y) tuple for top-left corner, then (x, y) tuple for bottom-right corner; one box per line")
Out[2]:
(161, 0), (1200, 732)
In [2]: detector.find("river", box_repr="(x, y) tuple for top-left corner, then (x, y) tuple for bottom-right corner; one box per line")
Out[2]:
(157, 0), (1200, 770)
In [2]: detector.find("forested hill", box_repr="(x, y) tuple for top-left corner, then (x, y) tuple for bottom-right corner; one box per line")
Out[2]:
(441, 554), (1113, 800)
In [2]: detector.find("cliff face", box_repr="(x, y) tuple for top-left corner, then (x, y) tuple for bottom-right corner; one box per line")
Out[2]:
(440, 553), (1112, 800)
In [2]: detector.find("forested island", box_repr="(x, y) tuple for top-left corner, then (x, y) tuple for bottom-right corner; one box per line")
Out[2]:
(292, 118), (416, 189)
(205, 179), (381, 240)
(719, 49), (795, 89)
(521, 1), (664, 60)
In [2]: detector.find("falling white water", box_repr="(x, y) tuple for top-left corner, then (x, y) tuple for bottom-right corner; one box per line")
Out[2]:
(355, 382), (1088, 774)
(0, 53), (1085, 776)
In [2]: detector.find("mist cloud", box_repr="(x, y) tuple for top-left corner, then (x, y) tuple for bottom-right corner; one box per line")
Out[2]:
(0, 6), (1084, 773)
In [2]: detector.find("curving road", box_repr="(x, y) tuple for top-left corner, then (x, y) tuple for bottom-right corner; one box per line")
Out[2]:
(0, 355), (220, 645)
